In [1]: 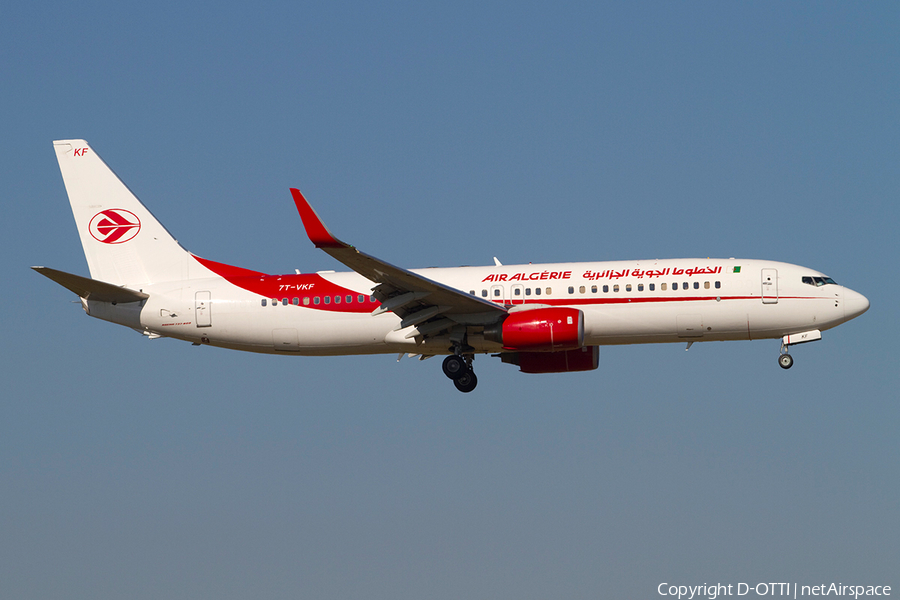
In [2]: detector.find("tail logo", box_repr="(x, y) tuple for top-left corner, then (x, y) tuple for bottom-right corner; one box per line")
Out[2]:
(89, 209), (141, 244)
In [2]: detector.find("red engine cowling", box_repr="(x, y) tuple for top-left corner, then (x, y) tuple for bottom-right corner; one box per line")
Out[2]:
(485, 307), (584, 351)
(501, 346), (600, 373)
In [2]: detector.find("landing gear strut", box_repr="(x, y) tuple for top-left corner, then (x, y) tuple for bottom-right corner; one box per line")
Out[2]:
(778, 343), (794, 369)
(777, 330), (822, 370)
(442, 351), (477, 393)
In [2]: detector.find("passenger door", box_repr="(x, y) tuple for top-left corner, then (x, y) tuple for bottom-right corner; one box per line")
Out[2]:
(195, 291), (212, 327)
(761, 269), (778, 304)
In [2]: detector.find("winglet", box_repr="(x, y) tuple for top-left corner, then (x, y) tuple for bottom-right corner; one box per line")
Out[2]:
(290, 188), (348, 249)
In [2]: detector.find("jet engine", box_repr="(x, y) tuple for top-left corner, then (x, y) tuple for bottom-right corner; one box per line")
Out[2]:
(484, 307), (584, 351)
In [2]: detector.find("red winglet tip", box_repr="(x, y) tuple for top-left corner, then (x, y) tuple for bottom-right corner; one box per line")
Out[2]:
(290, 188), (344, 248)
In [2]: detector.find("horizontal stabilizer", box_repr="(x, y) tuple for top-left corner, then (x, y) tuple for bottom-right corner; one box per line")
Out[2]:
(32, 266), (149, 303)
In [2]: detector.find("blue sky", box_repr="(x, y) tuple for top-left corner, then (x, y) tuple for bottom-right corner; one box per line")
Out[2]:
(2, 2), (897, 598)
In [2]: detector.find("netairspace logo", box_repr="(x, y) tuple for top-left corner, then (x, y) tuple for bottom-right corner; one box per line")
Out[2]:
(658, 582), (892, 600)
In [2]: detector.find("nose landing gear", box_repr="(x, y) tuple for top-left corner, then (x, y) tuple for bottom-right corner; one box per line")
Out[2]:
(778, 350), (794, 369)
(777, 329), (822, 370)
(442, 352), (477, 393)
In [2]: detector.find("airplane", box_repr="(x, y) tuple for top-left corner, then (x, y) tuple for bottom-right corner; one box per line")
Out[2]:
(35, 140), (869, 392)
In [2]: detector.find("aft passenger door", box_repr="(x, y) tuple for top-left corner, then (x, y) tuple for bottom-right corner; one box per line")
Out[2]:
(761, 269), (778, 304)
(195, 291), (212, 326)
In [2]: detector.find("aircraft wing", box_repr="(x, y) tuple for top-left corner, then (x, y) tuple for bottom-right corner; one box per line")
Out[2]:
(291, 189), (506, 340)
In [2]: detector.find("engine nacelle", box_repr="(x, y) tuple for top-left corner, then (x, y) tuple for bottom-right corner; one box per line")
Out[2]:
(484, 307), (584, 351)
(500, 346), (600, 373)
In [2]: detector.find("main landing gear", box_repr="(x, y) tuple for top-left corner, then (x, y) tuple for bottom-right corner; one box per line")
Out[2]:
(443, 353), (477, 393)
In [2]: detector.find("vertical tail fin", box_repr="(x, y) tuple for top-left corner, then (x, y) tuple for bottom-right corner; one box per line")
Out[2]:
(53, 140), (189, 286)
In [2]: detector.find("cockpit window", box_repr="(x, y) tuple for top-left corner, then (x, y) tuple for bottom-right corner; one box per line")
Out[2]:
(803, 275), (837, 287)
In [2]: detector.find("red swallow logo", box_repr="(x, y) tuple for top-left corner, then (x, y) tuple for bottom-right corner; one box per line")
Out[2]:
(88, 209), (141, 244)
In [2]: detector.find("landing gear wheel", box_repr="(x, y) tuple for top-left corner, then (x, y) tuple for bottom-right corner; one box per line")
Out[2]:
(442, 355), (467, 379)
(778, 353), (794, 369)
(454, 371), (478, 393)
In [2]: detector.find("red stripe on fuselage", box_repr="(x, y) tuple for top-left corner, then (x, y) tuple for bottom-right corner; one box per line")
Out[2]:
(192, 255), (378, 313)
(192, 255), (824, 314)
(193, 255), (266, 278)
(490, 295), (818, 307)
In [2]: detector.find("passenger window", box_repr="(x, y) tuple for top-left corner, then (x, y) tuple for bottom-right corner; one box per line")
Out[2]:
(683, 282), (688, 289)
(514, 288), (521, 296)
(358, 295), (365, 303)
(303, 297), (310, 306)
(370, 295), (376, 302)
(494, 289), (500, 297)
(292, 297), (299, 305)
(568, 286), (574, 294)
(613, 284), (619, 292)
(324, 296), (330, 304)
(638, 283), (644, 292)
(661, 283), (667, 291)
(591, 285), (597, 293)
(314, 297), (320, 305)
(261, 299), (267, 306)
(469, 290), (475, 295)
(625, 284), (632, 292)
(535, 287), (542, 296)
(693, 282), (699, 290)
(546, 287), (552, 295)
(704, 281), (710, 289)
(271, 298), (277, 306)
(715, 281), (721, 289)
(525, 288), (531, 296)
(482, 289), (488, 297)
(346, 295), (352, 303)
(579, 286), (585, 294)
(649, 283), (655, 291)
(334, 295), (341, 304)
(672, 283), (678, 290)
(603, 285), (609, 293)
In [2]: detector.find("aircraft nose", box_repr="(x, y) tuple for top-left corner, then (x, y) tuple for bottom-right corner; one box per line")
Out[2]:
(844, 288), (870, 320)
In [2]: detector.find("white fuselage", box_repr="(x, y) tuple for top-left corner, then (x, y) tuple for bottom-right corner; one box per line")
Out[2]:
(91, 256), (868, 357)
(43, 139), (870, 391)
